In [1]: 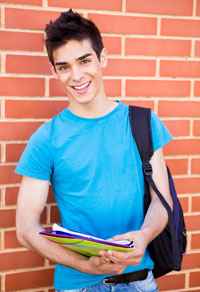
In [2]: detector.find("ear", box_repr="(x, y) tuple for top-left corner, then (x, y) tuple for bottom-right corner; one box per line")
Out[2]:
(49, 63), (58, 79)
(100, 48), (108, 68)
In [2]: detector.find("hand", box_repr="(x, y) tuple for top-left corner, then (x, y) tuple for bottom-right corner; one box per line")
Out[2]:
(99, 230), (148, 266)
(82, 255), (126, 275)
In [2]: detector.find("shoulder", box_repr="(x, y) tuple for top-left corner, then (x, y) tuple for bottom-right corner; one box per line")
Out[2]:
(150, 110), (161, 124)
(150, 110), (167, 132)
(28, 113), (61, 146)
(150, 110), (173, 151)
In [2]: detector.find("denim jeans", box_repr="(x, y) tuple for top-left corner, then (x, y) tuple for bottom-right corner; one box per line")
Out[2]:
(56, 271), (159, 292)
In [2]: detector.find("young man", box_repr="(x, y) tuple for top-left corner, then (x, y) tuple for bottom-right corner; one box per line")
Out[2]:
(16, 9), (173, 292)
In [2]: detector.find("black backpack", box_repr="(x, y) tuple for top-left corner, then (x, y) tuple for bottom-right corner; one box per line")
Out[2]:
(129, 105), (187, 278)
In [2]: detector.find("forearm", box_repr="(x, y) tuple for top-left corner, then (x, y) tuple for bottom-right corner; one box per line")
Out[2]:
(141, 198), (168, 245)
(141, 149), (173, 245)
(19, 223), (89, 273)
(20, 223), (125, 276)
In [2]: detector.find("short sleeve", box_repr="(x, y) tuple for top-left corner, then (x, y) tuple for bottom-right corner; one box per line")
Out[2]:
(15, 124), (53, 181)
(151, 111), (173, 152)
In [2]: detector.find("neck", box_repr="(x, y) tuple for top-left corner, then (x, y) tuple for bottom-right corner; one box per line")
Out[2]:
(67, 95), (118, 119)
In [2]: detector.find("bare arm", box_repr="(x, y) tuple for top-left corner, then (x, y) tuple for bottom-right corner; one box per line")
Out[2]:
(16, 176), (125, 275)
(16, 176), (90, 270)
(140, 147), (173, 244)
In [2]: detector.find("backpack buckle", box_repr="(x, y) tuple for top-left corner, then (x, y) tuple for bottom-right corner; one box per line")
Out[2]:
(143, 162), (152, 176)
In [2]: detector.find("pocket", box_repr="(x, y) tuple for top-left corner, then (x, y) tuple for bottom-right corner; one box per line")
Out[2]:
(129, 271), (158, 292)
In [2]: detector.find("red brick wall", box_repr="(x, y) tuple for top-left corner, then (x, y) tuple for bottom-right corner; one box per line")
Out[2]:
(0, 0), (199, 291)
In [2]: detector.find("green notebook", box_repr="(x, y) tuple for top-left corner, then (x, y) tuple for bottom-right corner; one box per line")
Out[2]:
(40, 224), (135, 257)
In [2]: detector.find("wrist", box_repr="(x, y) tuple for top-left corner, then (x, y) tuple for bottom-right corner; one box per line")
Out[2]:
(77, 257), (92, 273)
(140, 227), (153, 247)
(65, 253), (90, 273)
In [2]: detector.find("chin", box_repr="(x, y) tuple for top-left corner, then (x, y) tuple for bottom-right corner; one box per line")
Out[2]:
(73, 94), (97, 105)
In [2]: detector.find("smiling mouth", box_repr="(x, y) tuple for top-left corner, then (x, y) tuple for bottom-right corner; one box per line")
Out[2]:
(71, 81), (91, 91)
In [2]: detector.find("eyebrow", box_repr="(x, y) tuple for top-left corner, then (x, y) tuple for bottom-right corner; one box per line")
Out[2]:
(55, 53), (92, 66)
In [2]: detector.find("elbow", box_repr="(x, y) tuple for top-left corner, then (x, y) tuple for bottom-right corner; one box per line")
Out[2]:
(16, 228), (27, 247)
(16, 223), (31, 249)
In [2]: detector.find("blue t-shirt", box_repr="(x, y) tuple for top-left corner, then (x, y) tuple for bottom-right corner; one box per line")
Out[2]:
(15, 101), (172, 289)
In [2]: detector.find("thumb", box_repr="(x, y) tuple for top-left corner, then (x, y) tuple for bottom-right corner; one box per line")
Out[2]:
(112, 232), (132, 241)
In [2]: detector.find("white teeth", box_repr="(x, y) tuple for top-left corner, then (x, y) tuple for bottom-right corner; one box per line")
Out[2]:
(72, 82), (90, 90)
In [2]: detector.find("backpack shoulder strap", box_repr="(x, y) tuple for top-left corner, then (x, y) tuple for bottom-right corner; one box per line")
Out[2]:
(128, 105), (172, 215)
(128, 105), (153, 162)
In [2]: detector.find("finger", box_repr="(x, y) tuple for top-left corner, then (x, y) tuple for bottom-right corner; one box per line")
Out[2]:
(100, 252), (120, 264)
(93, 256), (102, 265)
(122, 256), (143, 266)
(112, 235), (125, 240)
(99, 250), (108, 257)
(99, 250), (114, 259)
(105, 250), (128, 265)
(107, 255), (121, 264)
(109, 250), (141, 266)
(112, 232), (132, 241)
(97, 256), (107, 264)
(106, 264), (125, 274)
(98, 251), (116, 264)
(110, 250), (129, 260)
(113, 264), (126, 274)
(125, 249), (143, 260)
(100, 250), (133, 265)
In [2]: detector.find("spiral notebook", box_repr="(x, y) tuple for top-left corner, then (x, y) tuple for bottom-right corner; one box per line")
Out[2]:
(40, 224), (134, 257)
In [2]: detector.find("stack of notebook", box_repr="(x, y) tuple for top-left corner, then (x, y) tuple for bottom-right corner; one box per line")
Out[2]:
(40, 224), (134, 257)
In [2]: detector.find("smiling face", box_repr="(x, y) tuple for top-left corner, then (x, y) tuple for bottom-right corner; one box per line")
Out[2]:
(52, 39), (107, 106)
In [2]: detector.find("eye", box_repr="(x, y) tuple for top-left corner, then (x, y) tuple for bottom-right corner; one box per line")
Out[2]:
(57, 65), (69, 72)
(80, 59), (91, 64)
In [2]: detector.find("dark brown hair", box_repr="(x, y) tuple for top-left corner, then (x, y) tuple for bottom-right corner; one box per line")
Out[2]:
(45, 9), (104, 66)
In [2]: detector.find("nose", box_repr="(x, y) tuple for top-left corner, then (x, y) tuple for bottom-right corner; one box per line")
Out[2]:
(71, 64), (84, 82)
